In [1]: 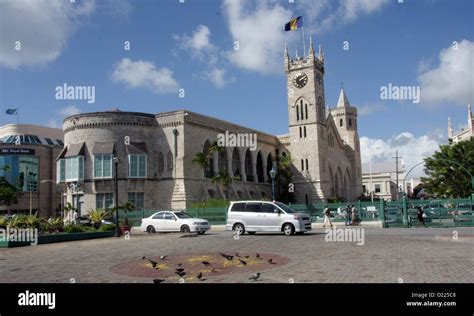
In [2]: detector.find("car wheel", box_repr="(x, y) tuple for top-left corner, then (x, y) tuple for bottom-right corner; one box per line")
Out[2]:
(180, 225), (190, 233)
(146, 226), (156, 234)
(197, 231), (205, 235)
(283, 223), (295, 236)
(233, 223), (245, 235)
(247, 232), (256, 235)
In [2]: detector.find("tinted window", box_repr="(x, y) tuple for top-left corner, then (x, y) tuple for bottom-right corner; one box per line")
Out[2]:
(245, 203), (262, 213)
(164, 213), (175, 220)
(261, 203), (277, 213)
(231, 203), (245, 212)
(152, 213), (164, 219)
(45, 138), (54, 146)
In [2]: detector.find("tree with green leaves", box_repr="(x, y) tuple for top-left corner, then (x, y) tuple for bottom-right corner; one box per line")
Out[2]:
(276, 154), (295, 204)
(119, 201), (135, 226)
(211, 171), (239, 200)
(421, 138), (474, 198)
(0, 165), (19, 206)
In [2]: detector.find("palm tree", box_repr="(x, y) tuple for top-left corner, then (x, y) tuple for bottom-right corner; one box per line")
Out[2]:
(119, 201), (135, 226)
(211, 171), (237, 200)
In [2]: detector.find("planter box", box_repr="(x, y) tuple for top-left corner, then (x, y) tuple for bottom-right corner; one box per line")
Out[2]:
(0, 231), (115, 248)
(0, 239), (32, 248)
(38, 231), (115, 244)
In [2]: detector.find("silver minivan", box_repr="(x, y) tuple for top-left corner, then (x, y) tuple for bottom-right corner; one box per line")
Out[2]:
(226, 201), (312, 236)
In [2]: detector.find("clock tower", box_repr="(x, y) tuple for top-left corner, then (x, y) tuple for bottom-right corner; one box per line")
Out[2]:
(284, 37), (327, 202)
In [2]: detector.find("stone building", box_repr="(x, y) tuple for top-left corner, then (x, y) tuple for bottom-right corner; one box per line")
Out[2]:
(448, 104), (473, 144)
(57, 40), (362, 214)
(0, 124), (64, 217)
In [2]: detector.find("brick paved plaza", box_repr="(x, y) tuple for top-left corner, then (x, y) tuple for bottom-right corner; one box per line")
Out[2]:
(1, 227), (473, 283)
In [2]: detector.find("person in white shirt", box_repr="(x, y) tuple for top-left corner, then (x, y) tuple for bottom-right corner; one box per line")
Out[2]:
(323, 207), (333, 228)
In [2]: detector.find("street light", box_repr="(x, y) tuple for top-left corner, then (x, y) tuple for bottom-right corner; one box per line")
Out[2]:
(269, 166), (277, 202)
(113, 157), (119, 237)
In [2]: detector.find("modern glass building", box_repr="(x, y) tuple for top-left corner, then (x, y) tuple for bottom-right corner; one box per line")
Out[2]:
(0, 124), (64, 217)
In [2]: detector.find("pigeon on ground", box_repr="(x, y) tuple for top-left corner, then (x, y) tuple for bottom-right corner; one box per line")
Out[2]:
(153, 279), (165, 284)
(249, 273), (261, 281)
(175, 271), (186, 277)
(197, 272), (203, 280)
(239, 259), (247, 265)
(268, 258), (276, 264)
(175, 268), (185, 273)
(160, 255), (167, 260)
(143, 256), (158, 268)
(256, 253), (262, 259)
(201, 261), (211, 266)
(219, 252), (234, 260)
(235, 252), (240, 257)
(211, 268), (220, 273)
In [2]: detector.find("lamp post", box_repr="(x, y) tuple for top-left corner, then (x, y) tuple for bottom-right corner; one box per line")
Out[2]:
(269, 166), (277, 202)
(113, 157), (119, 237)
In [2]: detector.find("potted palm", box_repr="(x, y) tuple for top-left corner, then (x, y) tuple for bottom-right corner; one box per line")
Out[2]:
(119, 201), (135, 235)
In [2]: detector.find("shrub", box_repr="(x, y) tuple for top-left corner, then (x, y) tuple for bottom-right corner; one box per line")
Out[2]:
(0, 216), (8, 229)
(88, 209), (110, 228)
(97, 223), (116, 232)
(64, 224), (86, 233)
(41, 217), (64, 233)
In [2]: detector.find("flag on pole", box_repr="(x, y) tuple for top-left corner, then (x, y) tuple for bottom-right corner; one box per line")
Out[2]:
(284, 16), (303, 31)
(6, 108), (17, 115)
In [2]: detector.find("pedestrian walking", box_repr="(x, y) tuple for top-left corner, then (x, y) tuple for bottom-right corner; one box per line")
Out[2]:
(323, 207), (333, 228)
(345, 204), (352, 226)
(416, 207), (427, 227)
(351, 205), (358, 226)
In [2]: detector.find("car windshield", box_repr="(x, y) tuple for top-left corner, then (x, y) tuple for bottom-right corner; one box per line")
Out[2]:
(275, 202), (297, 214)
(174, 212), (192, 219)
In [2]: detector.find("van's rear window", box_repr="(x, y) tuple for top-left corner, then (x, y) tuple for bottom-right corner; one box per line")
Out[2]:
(231, 203), (245, 212)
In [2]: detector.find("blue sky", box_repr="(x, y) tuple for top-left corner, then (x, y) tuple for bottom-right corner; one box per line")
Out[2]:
(0, 0), (473, 174)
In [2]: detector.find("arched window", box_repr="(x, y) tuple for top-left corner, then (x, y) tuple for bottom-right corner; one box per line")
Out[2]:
(167, 151), (173, 172)
(304, 126), (307, 138)
(305, 103), (308, 120)
(296, 105), (299, 121)
(300, 100), (304, 120)
(299, 126), (302, 138)
(157, 152), (164, 175)
(349, 118), (352, 127)
(301, 159), (304, 170)
(305, 159), (309, 170)
(340, 118), (343, 127)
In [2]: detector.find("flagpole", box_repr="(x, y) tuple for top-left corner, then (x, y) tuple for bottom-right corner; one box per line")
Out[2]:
(301, 15), (306, 59)
(17, 108), (19, 125)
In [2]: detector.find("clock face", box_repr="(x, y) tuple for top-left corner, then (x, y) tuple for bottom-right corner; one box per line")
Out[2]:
(293, 72), (308, 88)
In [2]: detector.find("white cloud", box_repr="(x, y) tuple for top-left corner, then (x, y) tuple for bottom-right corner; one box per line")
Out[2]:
(0, 0), (95, 69)
(207, 67), (235, 88)
(59, 105), (81, 117)
(47, 119), (60, 129)
(360, 130), (446, 177)
(222, 0), (390, 74)
(174, 25), (215, 55)
(418, 40), (474, 105)
(100, 0), (133, 20)
(174, 25), (234, 88)
(111, 58), (179, 94)
(223, 0), (292, 74)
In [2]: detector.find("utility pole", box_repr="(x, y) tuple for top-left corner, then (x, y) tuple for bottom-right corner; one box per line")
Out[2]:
(392, 150), (403, 200)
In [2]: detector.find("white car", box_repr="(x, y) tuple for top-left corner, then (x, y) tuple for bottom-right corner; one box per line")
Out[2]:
(140, 211), (210, 234)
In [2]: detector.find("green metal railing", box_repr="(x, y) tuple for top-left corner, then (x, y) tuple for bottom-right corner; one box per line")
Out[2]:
(117, 197), (473, 228)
